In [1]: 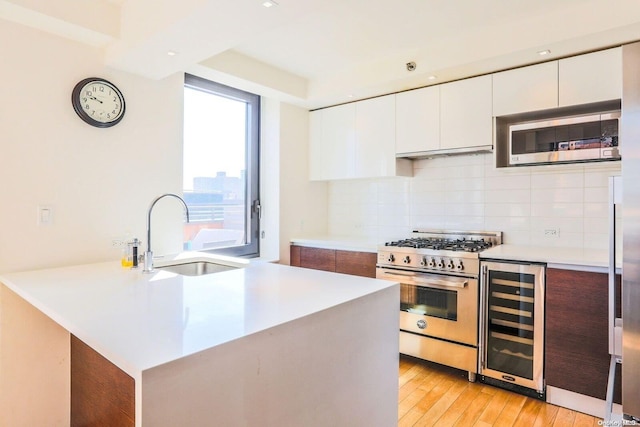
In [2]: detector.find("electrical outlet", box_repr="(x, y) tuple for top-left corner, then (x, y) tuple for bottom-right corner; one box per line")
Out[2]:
(544, 228), (560, 238)
(111, 239), (126, 248)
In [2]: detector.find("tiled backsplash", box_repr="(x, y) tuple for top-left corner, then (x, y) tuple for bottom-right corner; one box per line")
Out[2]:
(328, 153), (621, 250)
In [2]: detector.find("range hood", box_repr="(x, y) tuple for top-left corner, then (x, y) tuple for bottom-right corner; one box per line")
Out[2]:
(396, 145), (493, 160)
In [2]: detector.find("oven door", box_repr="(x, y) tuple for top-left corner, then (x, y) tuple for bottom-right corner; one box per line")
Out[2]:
(376, 267), (478, 346)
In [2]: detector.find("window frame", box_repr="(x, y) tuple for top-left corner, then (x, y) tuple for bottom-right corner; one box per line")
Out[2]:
(183, 73), (260, 258)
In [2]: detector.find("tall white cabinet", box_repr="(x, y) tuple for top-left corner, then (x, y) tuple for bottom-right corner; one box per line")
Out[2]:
(440, 75), (493, 150)
(395, 86), (440, 154)
(309, 104), (356, 180)
(309, 95), (411, 181)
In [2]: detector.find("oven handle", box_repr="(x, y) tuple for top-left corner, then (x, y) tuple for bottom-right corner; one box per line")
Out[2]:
(381, 271), (468, 289)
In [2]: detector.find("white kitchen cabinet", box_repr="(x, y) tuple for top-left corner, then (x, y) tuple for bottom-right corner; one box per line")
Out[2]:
(493, 48), (622, 117)
(309, 103), (356, 180)
(440, 75), (493, 150)
(356, 95), (402, 178)
(559, 47), (622, 107)
(395, 86), (440, 154)
(309, 96), (411, 181)
(492, 61), (558, 116)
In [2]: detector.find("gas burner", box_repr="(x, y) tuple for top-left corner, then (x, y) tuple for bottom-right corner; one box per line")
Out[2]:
(384, 237), (493, 252)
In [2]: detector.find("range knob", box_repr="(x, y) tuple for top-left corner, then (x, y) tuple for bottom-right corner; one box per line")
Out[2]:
(403, 256), (411, 264)
(427, 258), (436, 268)
(419, 257), (428, 267)
(387, 254), (395, 263)
(446, 260), (454, 270)
(436, 259), (444, 268)
(456, 261), (464, 271)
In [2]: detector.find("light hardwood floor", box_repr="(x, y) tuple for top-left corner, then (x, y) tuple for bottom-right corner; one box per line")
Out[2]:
(398, 355), (602, 427)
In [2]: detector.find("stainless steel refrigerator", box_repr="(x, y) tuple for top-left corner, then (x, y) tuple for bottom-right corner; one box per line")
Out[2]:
(622, 42), (640, 421)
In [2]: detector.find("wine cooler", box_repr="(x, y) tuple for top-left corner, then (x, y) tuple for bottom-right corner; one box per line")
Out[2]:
(479, 260), (545, 399)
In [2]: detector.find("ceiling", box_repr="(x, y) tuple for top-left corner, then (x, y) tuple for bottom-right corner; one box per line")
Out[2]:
(3, 0), (640, 109)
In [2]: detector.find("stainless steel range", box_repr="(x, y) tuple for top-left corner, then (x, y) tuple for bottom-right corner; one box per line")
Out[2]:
(376, 230), (502, 381)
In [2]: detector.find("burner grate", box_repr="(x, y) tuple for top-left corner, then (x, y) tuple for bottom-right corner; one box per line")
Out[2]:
(384, 237), (494, 252)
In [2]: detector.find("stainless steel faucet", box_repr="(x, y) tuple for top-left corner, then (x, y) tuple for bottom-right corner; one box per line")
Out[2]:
(143, 193), (190, 273)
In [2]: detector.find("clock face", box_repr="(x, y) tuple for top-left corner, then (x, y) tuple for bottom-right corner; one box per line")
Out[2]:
(72, 78), (125, 127)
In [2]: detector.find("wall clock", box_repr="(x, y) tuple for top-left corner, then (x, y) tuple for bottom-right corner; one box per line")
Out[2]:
(71, 77), (126, 128)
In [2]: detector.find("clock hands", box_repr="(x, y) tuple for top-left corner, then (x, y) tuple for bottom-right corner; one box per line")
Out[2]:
(87, 95), (103, 104)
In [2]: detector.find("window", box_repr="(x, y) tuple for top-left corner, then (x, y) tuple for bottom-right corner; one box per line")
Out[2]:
(183, 74), (260, 257)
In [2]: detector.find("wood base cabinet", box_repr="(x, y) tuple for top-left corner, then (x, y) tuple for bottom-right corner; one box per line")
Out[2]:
(290, 245), (377, 278)
(545, 268), (621, 403)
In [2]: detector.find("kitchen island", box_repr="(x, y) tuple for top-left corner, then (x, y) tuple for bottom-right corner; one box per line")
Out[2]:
(0, 257), (399, 426)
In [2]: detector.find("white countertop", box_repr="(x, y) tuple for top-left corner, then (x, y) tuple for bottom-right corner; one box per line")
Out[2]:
(0, 254), (396, 380)
(290, 236), (378, 253)
(481, 244), (619, 272)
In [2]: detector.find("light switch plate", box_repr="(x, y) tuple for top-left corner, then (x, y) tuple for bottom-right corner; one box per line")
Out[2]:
(37, 205), (53, 226)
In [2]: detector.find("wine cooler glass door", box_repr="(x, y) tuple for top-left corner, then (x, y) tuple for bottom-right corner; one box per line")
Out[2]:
(480, 261), (545, 394)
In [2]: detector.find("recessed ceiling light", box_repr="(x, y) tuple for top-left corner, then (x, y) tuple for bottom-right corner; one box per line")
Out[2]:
(167, 51), (178, 56)
(427, 75), (437, 80)
(262, 0), (278, 7)
(538, 49), (551, 56)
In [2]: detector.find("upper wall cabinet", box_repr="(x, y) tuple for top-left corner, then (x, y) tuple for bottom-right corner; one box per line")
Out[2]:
(558, 47), (622, 107)
(309, 103), (356, 180)
(395, 86), (440, 154)
(492, 61), (558, 116)
(309, 95), (411, 181)
(493, 47), (622, 117)
(395, 75), (493, 156)
(440, 75), (493, 150)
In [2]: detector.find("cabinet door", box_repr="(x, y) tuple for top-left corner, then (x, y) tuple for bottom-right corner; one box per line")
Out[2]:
(545, 268), (621, 402)
(335, 250), (377, 278)
(440, 75), (493, 150)
(299, 247), (336, 272)
(355, 95), (396, 178)
(395, 86), (440, 154)
(308, 104), (356, 181)
(559, 47), (622, 107)
(323, 103), (356, 180)
(492, 61), (558, 116)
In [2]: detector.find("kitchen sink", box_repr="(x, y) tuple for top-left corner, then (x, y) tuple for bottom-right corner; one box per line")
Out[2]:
(156, 261), (239, 276)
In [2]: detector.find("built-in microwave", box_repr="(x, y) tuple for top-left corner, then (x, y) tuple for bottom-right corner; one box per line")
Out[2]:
(509, 111), (620, 166)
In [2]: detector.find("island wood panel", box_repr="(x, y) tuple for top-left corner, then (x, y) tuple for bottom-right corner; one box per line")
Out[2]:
(545, 268), (621, 403)
(71, 335), (135, 427)
(335, 250), (377, 278)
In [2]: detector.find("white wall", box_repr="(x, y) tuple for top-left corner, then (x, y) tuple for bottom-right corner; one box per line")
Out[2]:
(328, 153), (621, 250)
(278, 103), (328, 264)
(0, 20), (324, 273)
(0, 21), (185, 273)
